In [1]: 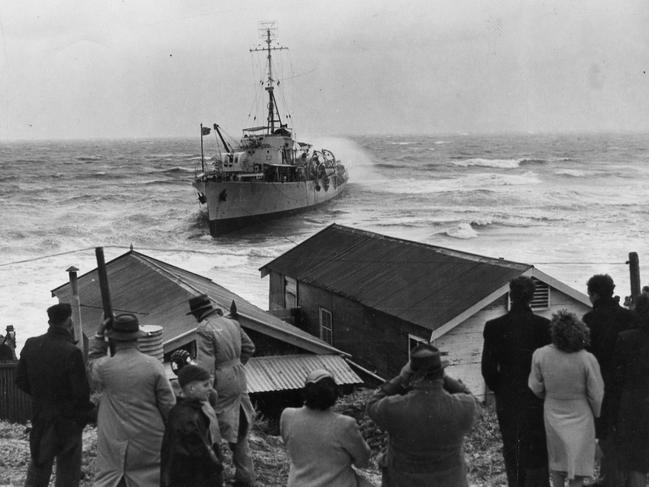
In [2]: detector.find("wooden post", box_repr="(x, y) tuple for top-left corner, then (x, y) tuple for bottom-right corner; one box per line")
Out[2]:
(95, 247), (113, 326)
(66, 266), (85, 356)
(95, 247), (114, 356)
(200, 124), (206, 174)
(628, 251), (641, 307)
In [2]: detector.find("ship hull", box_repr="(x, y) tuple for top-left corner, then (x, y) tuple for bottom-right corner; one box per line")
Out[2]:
(194, 177), (347, 236)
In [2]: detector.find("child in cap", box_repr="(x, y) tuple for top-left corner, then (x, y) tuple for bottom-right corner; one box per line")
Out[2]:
(161, 364), (223, 487)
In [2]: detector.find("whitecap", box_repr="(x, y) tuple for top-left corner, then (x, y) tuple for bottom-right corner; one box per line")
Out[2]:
(555, 169), (586, 177)
(444, 222), (478, 239)
(452, 158), (522, 169)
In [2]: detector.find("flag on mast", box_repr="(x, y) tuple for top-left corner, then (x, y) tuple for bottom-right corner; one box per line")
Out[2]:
(201, 126), (211, 136)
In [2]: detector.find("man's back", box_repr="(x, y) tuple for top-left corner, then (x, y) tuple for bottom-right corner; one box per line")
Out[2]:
(16, 327), (89, 422)
(482, 305), (551, 395)
(368, 381), (475, 469)
(583, 297), (635, 376)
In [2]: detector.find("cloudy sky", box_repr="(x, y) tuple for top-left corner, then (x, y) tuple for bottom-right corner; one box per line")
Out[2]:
(0, 0), (648, 140)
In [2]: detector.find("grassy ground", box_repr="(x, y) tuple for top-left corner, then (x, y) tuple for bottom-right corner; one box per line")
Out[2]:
(0, 389), (507, 487)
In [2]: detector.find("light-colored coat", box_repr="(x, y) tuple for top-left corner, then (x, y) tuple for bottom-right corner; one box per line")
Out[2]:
(89, 339), (176, 487)
(528, 344), (604, 479)
(194, 311), (255, 443)
(280, 406), (371, 487)
(367, 378), (476, 487)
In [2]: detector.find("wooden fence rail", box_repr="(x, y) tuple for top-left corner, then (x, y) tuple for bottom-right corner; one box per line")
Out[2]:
(0, 362), (32, 423)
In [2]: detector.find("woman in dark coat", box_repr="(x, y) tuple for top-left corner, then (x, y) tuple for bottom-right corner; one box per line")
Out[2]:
(611, 294), (649, 486)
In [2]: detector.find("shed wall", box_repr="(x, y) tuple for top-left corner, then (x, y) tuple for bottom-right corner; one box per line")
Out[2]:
(431, 288), (591, 400)
(295, 281), (430, 378)
(268, 272), (285, 311)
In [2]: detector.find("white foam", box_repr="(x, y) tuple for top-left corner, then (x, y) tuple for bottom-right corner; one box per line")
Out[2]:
(453, 158), (522, 169)
(445, 223), (479, 239)
(555, 169), (586, 177)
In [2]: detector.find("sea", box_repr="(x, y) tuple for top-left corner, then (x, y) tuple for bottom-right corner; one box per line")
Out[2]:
(2, 132), (649, 352)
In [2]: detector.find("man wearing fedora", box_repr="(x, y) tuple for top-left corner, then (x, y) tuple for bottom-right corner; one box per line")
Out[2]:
(16, 303), (94, 487)
(188, 294), (256, 487)
(89, 313), (176, 487)
(366, 343), (477, 487)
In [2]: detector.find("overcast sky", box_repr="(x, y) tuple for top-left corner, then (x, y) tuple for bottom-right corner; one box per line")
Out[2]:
(1, 0), (648, 140)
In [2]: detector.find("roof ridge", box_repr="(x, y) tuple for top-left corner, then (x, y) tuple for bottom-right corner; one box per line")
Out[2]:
(327, 224), (530, 269)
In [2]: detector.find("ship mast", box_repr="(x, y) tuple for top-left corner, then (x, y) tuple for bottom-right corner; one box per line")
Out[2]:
(250, 22), (287, 134)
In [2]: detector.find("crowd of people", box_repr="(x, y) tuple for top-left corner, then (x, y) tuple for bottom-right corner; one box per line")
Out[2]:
(482, 274), (647, 487)
(12, 273), (649, 487)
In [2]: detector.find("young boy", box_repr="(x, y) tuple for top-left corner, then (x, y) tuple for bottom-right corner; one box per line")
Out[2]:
(161, 364), (223, 487)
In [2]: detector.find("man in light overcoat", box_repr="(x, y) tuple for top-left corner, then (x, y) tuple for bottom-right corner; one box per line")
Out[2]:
(89, 314), (176, 487)
(189, 294), (256, 487)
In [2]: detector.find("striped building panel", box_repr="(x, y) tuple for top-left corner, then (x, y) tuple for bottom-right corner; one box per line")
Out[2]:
(245, 354), (363, 393)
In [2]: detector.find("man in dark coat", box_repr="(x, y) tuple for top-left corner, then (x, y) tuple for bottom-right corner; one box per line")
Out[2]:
(582, 274), (636, 487)
(610, 294), (649, 486)
(15, 303), (94, 487)
(367, 343), (476, 486)
(482, 276), (551, 487)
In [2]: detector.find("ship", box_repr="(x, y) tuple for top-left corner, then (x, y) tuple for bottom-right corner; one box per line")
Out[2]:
(193, 23), (349, 236)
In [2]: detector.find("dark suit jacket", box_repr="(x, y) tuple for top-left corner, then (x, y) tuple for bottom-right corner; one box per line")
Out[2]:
(482, 303), (551, 397)
(583, 297), (636, 437)
(610, 325), (649, 470)
(15, 326), (92, 425)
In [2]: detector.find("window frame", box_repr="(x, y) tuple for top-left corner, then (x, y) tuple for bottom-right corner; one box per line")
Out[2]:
(319, 307), (333, 344)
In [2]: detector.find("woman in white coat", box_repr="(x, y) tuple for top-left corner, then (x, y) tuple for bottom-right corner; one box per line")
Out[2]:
(528, 310), (604, 487)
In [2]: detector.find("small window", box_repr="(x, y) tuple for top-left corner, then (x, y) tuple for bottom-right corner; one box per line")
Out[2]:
(319, 307), (333, 344)
(285, 277), (297, 309)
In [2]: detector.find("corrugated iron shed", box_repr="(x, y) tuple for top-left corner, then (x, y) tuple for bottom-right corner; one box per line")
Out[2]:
(51, 251), (344, 356)
(245, 355), (363, 393)
(162, 354), (363, 394)
(260, 224), (533, 331)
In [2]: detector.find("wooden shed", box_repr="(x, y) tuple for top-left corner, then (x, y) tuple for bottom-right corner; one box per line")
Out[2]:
(51, 250), (363, 396)
(260, 224), (592, 399)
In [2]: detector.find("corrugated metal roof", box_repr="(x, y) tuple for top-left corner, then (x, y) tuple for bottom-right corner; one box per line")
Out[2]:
(51, 251), (344, 356)
(260, 224), (533, 331)
(163, 354), (363, 393)
(245, 354), (363, 393)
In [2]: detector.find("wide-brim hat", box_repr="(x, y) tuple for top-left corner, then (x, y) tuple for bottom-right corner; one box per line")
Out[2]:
(107, 313), (146, 341)
(410, 343), (444, 375)
(186, 294), (214, 316)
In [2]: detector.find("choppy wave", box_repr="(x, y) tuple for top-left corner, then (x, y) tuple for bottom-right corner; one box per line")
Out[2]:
(444, 223), (479, 239)
(452, 157), (546, 169)
(555, 169), (587, 177)
(75, 156), (103, 162)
